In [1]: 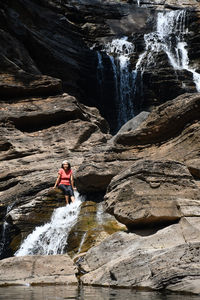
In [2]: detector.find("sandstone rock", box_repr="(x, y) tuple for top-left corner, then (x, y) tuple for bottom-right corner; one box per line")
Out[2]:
(79, 219), (200, 294)
(0, 30), (62, 98)
(75, 162), (122, 193)
(113, 93), (200, 147)
(0, 72), (62, 99)
(186, 159), (200, 179)
(76, 92), (200, 194)
(67, 200), (126, 257)
(104, 159), (200, 228)
(114, 111), (150, 134)
(0, 1), (200, 291)
(0, 93), (109, 201)
(0, 255), (78, 286)
(0, 92), (110, 254)
(1, 0), (199, 131)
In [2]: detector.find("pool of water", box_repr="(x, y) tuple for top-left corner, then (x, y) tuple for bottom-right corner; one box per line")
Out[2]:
(0, 285), (198, 300)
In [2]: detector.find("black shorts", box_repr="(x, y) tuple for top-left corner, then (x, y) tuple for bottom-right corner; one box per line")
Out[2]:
(58, 184), (74, 197)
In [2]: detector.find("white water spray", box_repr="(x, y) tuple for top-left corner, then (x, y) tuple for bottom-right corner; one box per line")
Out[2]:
(103, 37), (135, 129)
(136, 10), (200, 91)
(15, 191), (83, 256)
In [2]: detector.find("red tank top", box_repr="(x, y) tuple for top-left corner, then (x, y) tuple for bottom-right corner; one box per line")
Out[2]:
(58, 168), (72, 186)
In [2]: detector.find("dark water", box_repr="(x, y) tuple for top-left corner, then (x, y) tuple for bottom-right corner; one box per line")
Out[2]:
(0, 285), (199, 300)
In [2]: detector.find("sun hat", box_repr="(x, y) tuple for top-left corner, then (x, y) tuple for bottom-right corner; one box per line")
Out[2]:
(62, 160), (69, 164)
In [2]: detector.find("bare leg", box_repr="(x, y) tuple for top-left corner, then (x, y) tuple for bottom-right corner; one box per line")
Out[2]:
(71, 196), (75, 203)
(65, 195), (69, 205)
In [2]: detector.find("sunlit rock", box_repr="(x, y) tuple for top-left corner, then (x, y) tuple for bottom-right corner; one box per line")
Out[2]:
(104, 159), (200, 228)
(79, 219), (200, 294)
(0, 255), (78, 286)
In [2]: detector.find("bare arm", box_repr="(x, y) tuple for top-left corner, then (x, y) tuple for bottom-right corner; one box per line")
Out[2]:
(70, 174), (76, 189)
(53, 174), (61, 188)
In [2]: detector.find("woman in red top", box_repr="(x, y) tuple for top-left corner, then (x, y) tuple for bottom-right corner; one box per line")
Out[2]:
(53, 160), (76, 205)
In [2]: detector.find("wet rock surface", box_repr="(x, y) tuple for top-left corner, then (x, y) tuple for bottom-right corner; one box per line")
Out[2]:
(67, 200), (126, 258)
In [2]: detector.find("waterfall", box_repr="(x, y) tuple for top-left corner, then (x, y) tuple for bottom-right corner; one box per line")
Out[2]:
(15, 191), (83, 256)
(137, 0), (140, 6)
(104, 37), (135, 130)
(0, 202), (17, 258)
(97, 51), (104, 86)
(0, 222), (9, 258)
(136, 10), (200, 91)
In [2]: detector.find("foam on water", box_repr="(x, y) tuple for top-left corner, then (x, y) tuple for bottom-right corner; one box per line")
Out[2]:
(15, 191), (83, 256)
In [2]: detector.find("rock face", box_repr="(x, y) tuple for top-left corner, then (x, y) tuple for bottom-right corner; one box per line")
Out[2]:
(104, 159), (200, 228)
(74, 92), (200, 294)
(1, 0), (200, 295)
(0, 254), (78, 286)
(0, 93), (110, 256)
(113, 93), (200, 148)
(75, 92), (200, 193)
(79, 219), (200, 294)
(1, 0), (200, 131)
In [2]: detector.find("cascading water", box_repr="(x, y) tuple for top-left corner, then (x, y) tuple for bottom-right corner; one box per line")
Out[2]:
(103, 37), (135, 130)
(15, 191), (83, 256)
(0, 202), (17, 259)
(0, 222), (9, 258)
(97, 51), (104, 88)
(95, 9), (199, 133)
(136, 10), (200, 91)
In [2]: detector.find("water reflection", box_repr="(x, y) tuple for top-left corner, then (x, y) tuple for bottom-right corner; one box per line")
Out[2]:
(0, 285), (198, 300)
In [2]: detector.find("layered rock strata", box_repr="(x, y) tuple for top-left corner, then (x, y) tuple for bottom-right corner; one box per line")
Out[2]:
(79, 220), (200, 294)
(104, 159), (200, 228)
(0, 254), (78, 286)
(0, 93), (110, 255)
(1, 0), (200, 130)
(0, 0), (200, 294)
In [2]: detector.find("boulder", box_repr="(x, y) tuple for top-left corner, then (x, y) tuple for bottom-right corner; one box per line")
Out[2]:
(186, 159), (200, 179)
(113, 93), (200, 147)
(104, 159), (200, 228)
(113, 111), (150, 135)
(0, 255), (78, 286)
(75, 162), (122, 193)
(79, 218), (200, 294)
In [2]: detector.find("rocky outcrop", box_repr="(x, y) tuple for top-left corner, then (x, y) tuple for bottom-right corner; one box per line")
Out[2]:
(73, 92), (200, 294)
(79, 218), (200, 294)
(0, 254), (78, 286)
(104, 159), (200, 228)
(1, 0), (200, 130)
(76, 93), (200, 193)
(113, 93), (200, 147)
(1, 0), (200, 294)
(0, 92), (110, 255)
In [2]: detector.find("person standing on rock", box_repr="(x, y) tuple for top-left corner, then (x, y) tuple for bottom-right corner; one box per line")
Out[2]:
(53, 160), (76, 205)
